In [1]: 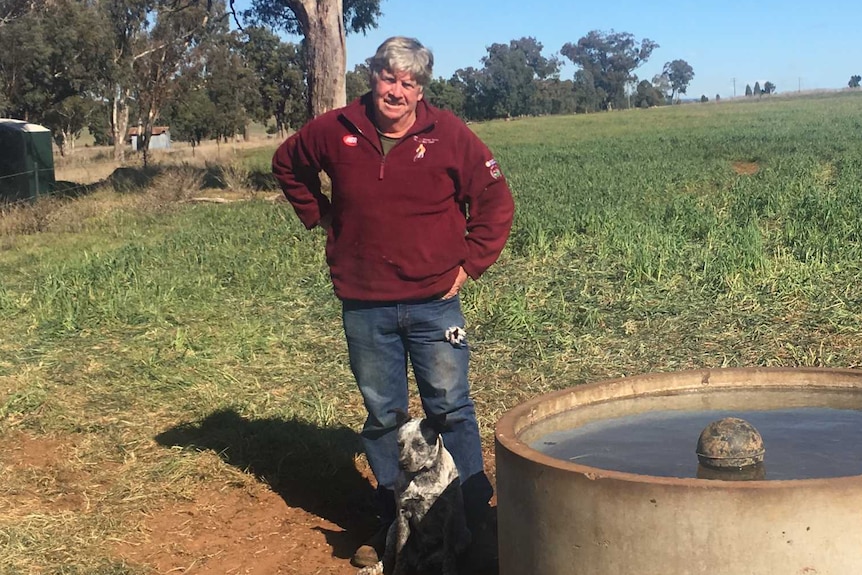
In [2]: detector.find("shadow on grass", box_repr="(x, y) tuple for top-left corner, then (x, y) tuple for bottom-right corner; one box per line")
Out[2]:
(155, 409), (377, 559)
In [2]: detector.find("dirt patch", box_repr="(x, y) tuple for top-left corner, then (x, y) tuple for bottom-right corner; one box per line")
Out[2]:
(732, 161), (760, 175)
(2, 431), (498, 574)
(115, 484), (358, 575)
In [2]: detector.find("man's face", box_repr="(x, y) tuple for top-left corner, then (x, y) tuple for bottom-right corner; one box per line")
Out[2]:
(371, 68), (423, 131)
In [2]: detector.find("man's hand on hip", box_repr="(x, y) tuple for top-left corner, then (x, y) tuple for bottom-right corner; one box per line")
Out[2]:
(442, 267), (468, 299)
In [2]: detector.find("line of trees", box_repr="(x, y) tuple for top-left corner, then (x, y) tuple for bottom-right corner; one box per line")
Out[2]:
(2, 0), (703, 155)
(0, 0), (380, 162)
(743, 81), (777, 97)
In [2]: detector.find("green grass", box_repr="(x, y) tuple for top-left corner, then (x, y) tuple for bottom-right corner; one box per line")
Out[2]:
(3, 90), (862, 571)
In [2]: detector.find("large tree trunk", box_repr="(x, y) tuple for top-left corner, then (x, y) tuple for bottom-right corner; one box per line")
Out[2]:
(111, 84), (129, 163)
(296, 0), (346, 117)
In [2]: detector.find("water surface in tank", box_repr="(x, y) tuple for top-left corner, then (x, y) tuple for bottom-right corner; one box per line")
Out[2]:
(531, 406), (862, 479)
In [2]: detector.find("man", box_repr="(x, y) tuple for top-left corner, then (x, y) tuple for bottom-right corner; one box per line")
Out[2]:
(272, 36), (514, 568)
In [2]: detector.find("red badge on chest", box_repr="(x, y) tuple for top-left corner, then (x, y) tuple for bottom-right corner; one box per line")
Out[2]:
(342, 134), (359, 147)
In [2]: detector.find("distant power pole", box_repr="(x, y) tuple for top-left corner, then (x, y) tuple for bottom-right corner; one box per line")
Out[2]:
(798, 77), (802, 92)
(732, 78), (736, 97)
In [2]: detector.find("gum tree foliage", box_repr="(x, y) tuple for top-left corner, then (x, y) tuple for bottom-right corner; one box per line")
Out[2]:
(345, 62), (370, 103)
(241, 0), (381, 117)
(448, 37), (560, 120)
(241, 26), (307, 135)
(0, 0), (48, 27)
(530, 78), (577, 116)
(651, 73), (671, 103)
(0, 10), (49, 119)
(634, 79), (664, 108)
(195, 30), (261, 142)
(450, 66), (488, 120)
(480, 37), (560, 119)
(662, 59), (694, 103)
(561, 30), (658, 110)
(99, 0), (150, 161)
(98, 0), (227, 162)
(163, 85), (215, 148)
(0, 0), (112, 155)
(40, 1), (113, 155)
(763, 81), (776, 95)
(572, 68), (602, 113)
(425, 76), (467, 117)
(850, 75), (862, 88)
(131, 1), (227, 166)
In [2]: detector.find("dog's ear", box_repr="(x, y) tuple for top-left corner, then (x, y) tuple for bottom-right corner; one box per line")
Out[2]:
(425, 412), (448, 435)
(391, 408), (411, 427)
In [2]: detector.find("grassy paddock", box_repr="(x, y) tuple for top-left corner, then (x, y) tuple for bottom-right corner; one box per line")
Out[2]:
(3, 91), (862, 572)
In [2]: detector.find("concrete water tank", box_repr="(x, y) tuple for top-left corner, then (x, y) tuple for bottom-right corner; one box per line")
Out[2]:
(495, 367), (862, 575)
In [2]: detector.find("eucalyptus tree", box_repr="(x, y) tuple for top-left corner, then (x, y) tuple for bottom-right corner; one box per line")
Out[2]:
(131, 0), (226, 166)
(240, 0), (380, 117)
(99, 0), (149, 161)
(662, 59), (694, 103)
(651, 73), (671, 103)
(425, 76), (466, 118)
(241, 26), (306, 135)
(561, 30), (658, 110)
(98, 0), (227, 162)
(450, 66), (489, 120)
(572, 68), (602, 113)
(0, 0), (112, 154)
(200, 30), (260, 143)
(530, 78), (577, 116)
(0, 9), (49, 119)
(480, 37), (560, 118)
(0, 0), (47, 27)
(634, 79), (664, 108)
(345, 62), (370, 103)
(40, 0), (113, 154)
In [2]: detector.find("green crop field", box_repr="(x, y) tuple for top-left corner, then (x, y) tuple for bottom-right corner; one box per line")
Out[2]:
(2, 91), (862, 572)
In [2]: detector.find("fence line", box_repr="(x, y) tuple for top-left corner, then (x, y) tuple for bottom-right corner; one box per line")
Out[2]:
(0, 165), (91, 209)
(0, 169), (38, 181)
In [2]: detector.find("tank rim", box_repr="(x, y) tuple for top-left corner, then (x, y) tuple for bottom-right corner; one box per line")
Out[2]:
(495, 366), (862, 488)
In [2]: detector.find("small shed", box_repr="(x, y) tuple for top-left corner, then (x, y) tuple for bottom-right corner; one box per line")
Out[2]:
(128, 126), (171, 151)
(0, 119), (55, 203)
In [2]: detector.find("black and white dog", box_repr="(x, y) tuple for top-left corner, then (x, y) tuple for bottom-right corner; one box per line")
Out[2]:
(358, 411), (471, 575)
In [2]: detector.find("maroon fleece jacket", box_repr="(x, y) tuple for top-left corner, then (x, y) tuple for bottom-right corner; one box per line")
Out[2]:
(272, 94), (514, 302)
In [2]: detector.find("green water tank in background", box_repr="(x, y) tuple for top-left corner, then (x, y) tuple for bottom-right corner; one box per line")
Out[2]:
(0, 119), (56, 203)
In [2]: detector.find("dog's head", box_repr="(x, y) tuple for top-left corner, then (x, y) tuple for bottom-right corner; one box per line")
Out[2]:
(393, 411), (448, 473)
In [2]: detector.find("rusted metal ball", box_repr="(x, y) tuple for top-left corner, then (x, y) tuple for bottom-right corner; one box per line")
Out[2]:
(696, 417), (765, 469)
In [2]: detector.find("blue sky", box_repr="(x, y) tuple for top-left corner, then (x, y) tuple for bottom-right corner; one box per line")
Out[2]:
(239, 0), (861, 99)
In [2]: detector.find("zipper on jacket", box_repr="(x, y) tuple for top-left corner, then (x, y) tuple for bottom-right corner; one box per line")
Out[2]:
(340, 112), (438, 182)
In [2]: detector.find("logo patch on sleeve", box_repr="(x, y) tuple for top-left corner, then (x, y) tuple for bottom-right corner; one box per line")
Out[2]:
(485, 158), (503, 179)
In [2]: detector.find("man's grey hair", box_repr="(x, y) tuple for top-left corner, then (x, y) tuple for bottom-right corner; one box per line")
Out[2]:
(369, 36), (434, 89)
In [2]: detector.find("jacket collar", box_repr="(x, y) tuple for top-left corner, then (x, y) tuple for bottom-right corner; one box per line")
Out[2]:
(341, 93), (438, 138)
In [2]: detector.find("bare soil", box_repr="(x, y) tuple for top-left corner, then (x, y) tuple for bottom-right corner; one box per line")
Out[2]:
(4, 431), (497, 574)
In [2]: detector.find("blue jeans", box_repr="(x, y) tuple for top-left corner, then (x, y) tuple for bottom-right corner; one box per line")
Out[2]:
(342, 296), (493, 522)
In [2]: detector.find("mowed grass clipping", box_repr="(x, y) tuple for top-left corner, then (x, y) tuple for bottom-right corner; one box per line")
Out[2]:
(2, 90), (862, 571)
